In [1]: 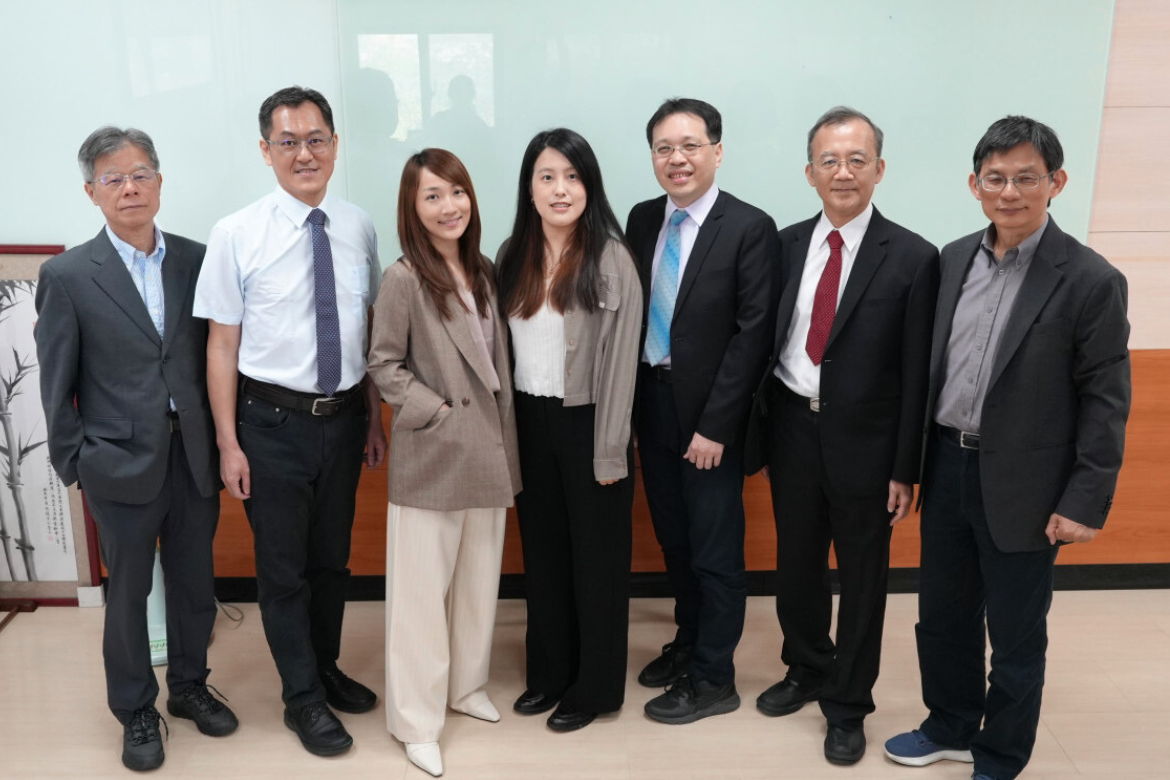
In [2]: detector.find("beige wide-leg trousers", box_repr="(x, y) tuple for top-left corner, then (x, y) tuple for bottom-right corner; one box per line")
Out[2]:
(384, 502), (506, 743)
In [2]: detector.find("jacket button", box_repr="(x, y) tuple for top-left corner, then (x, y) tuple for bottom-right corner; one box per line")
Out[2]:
(462, 398), (470, 407)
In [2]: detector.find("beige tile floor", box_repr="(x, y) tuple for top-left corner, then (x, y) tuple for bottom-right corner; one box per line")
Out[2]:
(2, 591), (1169, 779)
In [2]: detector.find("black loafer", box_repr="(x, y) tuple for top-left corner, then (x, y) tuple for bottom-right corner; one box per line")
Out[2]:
(825, 724), (866, 765)
(756, 677), (823, 717)
(637, 641), (693, 688)
(122, 706), (166, 771)
(513, 689), (560, 715)
(284, 701), (353, 756)
(644, 677), (740, 724)
(167, 683), (239, 736)
(546, 702), (596, 732)
(319, 665), (376, 714)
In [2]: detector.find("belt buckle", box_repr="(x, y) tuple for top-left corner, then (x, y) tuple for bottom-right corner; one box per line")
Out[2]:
(959, 431), (979, 449)
(311, 397), (338, 416)
(809, 397), (821, 413)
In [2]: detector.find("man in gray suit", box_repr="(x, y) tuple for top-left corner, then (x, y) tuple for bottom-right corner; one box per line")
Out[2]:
(884, 116), (1131, 780)
(35, 127), (237, 772)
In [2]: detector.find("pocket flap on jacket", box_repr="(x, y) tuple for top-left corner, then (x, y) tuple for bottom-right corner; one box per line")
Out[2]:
(83, 416), (133, 440)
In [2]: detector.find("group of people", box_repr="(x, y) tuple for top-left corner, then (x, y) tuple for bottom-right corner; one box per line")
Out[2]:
(33, 85), (1131, 780)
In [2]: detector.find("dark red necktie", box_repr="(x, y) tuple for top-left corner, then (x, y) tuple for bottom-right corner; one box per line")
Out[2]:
(805, 229), (843, 366)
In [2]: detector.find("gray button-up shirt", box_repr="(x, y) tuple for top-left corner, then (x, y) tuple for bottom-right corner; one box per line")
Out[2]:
(935, 217), (1049, 433)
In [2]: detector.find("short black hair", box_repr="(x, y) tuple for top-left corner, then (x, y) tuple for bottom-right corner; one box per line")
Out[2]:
(806, 106), (884, 162)
(972, 115), (1063, 175)
(259, 86), (334, 139)
(645, 97), (722, 147)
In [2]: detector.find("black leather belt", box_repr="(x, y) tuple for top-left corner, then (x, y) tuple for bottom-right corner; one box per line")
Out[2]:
(240, 376), (363, 417)
(166, 409), (181, 433)
(643, 364), (673, 383)
(938, 424), (980, 450)
(771, 376), (820, 413)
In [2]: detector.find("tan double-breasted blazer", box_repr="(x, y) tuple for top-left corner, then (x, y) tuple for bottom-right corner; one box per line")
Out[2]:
(368, 258), (522, 511)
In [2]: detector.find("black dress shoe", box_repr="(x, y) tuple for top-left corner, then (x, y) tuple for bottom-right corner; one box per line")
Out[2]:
(284, 701), (353, 756)
(825, 724), (866, 765)
(167, 683), (239, 736)
(637, 641), (693, 687)
(546, 702), (596, 732)
(756, 677), (823, 717)
(513, 689), (560, 715)
(122, 706), (166, 771)
(319, 665), (377, 714)
(644, 677), (740, 724)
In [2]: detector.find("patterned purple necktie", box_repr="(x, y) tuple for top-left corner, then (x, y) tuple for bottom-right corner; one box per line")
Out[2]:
(306, 208), (341, 396)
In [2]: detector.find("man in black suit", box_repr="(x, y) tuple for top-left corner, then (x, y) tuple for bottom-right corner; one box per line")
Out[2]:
(884, 116), (1131, 780)
(627, 97), (779, 723)
(35, 127), (237, 772)
(743, 107), (938, 765)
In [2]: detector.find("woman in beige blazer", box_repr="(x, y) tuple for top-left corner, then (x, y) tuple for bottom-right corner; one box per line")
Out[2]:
(497, 129), (643, 732)
(368, 148), (521, 777)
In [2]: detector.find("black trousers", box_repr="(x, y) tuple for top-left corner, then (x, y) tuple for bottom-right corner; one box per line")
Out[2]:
(917, 426), (1058, 780)
(514, 392), (633, 713)
(237, 388), (367, 709)
(87, 431), (220, 725)
(636, 367), (747, 686)
(763, 376), (893, 729)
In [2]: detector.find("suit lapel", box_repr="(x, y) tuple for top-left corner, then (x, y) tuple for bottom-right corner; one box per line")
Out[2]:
(89, 229), (162, 346)
(825, 209), (889, 351)
(160, 234), (191, 355)
(773, 215), (815, 352)
(930, 233), (981, 377)
(440, 294), (497, 393)
(986, 220), (1067, 391)
(674, 191), (726, 320)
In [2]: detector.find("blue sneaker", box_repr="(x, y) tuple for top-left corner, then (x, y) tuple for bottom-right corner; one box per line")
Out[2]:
(884, 729), (974, 766)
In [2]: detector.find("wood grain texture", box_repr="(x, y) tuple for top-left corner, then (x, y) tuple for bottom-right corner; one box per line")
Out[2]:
(1089, 107), (1170, 233)
(1103, 0), (1170, 107)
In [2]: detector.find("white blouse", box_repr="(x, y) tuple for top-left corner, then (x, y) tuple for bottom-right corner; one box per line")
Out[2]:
(509, 301), (566, 398)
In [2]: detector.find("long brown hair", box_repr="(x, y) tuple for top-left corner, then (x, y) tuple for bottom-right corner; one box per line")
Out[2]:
(397, 148), (494, 320)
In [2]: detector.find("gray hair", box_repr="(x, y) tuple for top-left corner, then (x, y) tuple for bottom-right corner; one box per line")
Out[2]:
(77, 126), (160, 182)
(806, 106), (884, 162)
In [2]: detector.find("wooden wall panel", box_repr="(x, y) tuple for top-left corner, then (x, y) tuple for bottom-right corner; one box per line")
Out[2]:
(1102, 0), (1170, 107)
(1089, 107), (1170, 233)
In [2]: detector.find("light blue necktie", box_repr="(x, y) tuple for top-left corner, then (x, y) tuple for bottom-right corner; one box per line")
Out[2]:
(307, 208), (342, 396)
(644, 209), (688, 366)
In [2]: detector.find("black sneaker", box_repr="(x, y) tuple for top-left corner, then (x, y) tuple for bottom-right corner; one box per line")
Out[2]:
(637, 641), (693, 688)
(284, 700), (353, 756)
(319, 665), (377, 714)
(122, 706), (167, 771)
(167, 683), (239, 737)
(644, 676), (740, 724)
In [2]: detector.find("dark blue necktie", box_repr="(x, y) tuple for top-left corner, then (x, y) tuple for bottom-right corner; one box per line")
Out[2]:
(306, 208), (341, 396)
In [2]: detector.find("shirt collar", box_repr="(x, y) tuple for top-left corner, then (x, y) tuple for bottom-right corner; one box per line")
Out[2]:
(272, 184), (334, 228)
(811, 201), (874, 254)
(105, 224), (165, 266)
(664, 184), (720, 228)
(980, 215), (1049, 270)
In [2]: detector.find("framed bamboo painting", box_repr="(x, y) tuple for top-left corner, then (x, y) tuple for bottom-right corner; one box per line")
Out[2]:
(0, 246), (100, 605)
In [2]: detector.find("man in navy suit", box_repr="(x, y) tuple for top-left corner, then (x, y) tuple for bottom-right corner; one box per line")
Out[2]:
(744, 107), (938, 765)
(627, 97), (779, 724)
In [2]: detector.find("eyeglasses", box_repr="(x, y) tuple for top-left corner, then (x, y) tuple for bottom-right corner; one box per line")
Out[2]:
(652, 142), (715, 158)
(92, 169), (159, 189)
(977, 172), (1055, 192)
(813, 156), (878, 173)
(265, 137), (334, 156)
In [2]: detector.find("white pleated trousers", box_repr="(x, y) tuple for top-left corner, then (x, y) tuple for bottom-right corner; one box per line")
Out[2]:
(384, 502), (506, 743)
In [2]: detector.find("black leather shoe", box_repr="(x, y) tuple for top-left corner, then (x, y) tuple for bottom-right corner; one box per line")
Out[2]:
(167, 683), (239, 736)
(319, 665), (377, 714)
(122, 706), (166, 771)
(546, 702), (596, 732)
(284, 701), (353, 756)
(825, 724), (866, 765)
(513, 689), (560, 715)
(644, 677), (740, 724)
(756, 677), (823, 717)
(637, 641), (693, 687)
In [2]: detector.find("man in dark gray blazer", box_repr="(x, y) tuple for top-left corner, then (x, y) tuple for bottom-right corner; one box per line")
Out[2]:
(884, 117), (1131, 780)
(35, 127), (236, 772)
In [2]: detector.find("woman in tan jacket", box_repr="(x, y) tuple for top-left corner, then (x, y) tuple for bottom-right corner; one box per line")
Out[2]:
(497, 128), (643, 731)
(368, 148), (520, 777)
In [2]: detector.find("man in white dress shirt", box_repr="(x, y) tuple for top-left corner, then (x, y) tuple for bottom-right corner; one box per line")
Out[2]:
(194, 86), (386, 757)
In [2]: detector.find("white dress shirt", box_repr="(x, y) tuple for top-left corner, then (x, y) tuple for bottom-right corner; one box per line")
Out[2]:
(775, 202), (874, 398)
(509, 301), (566, 399)
(107, 224), (174, 409)
(641, 184), (720, 366)
(194, 185), (381, 394)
